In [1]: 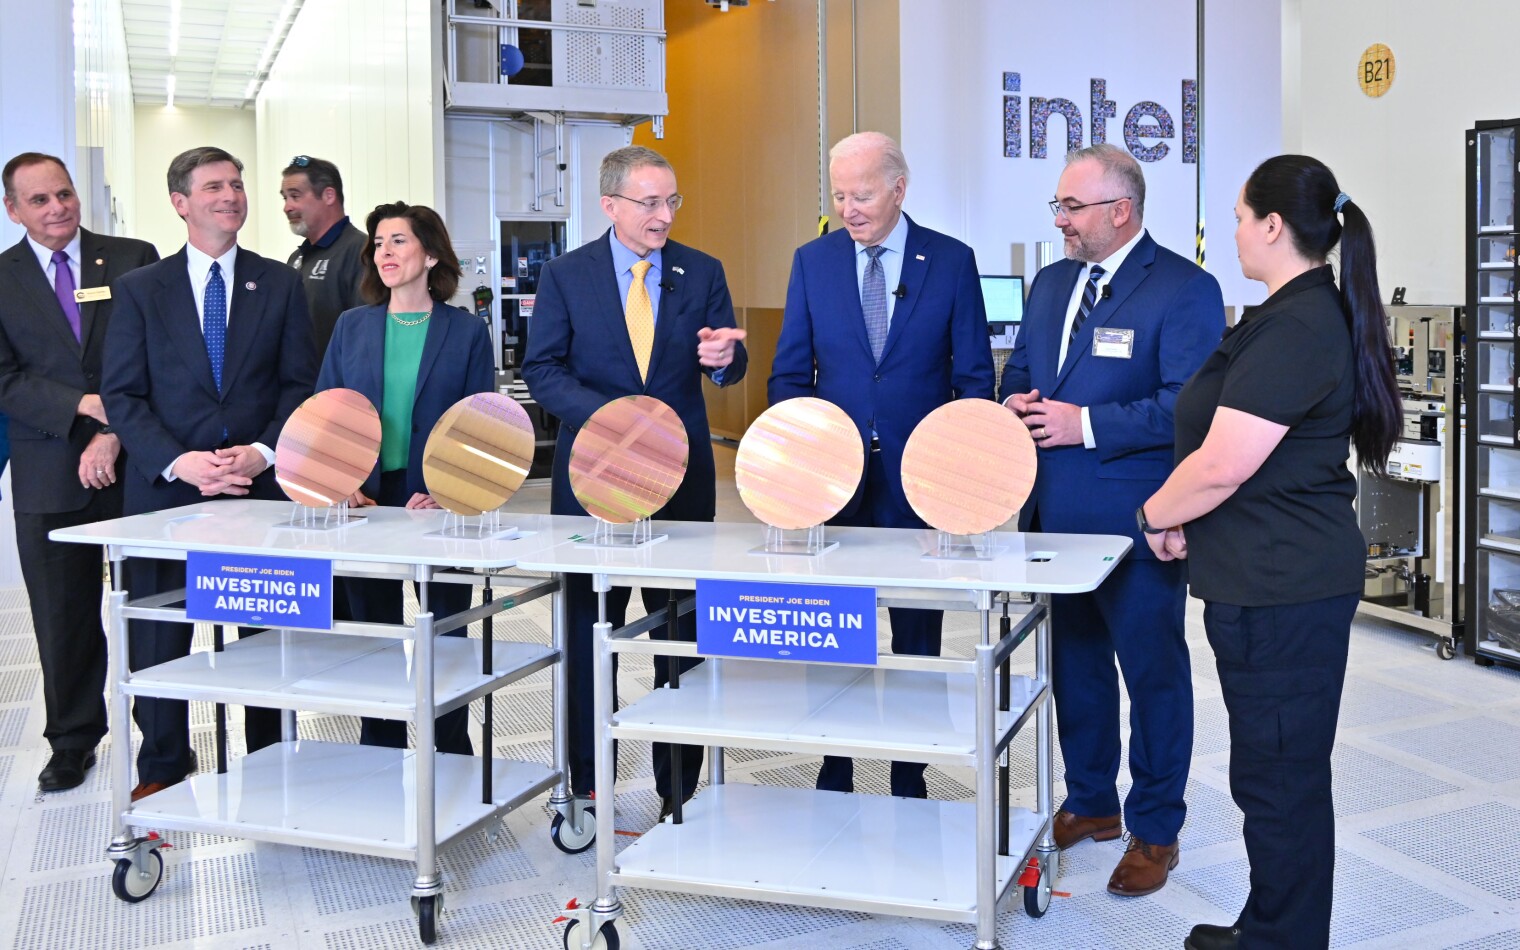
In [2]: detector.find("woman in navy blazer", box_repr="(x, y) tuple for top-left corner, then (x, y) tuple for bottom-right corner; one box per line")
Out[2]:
(315, 201), (494, 755)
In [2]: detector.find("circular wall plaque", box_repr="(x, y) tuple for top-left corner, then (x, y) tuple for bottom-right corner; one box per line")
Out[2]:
(735, 397), (864, 530)
(421, 392), (536, 515)
(569, 395), (688, 524)
(1358, 43), (1395, 98)
(901, 399), (1036, 535)
(275, 389), (382, 508)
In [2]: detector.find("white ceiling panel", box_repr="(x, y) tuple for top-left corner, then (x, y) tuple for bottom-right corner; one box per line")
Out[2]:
(124, 0), (305, 108)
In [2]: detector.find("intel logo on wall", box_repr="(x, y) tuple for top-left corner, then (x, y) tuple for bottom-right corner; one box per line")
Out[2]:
(1003, 73), (1198, 163)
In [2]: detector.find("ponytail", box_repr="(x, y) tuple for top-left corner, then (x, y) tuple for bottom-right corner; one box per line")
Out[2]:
(1242, 155), (1401, 476)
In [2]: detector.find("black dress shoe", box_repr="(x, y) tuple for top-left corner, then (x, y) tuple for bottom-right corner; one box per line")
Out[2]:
(38, 748), (97, 792)
(658, 795), (677, 821)
(1184, 923), (1241, 950)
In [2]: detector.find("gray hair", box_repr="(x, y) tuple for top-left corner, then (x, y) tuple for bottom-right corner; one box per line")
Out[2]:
(829, 131), (910, 187)
(599, 146), (674, 196)
(168, 146), (244, 197)
(1065, 143), (1145, 220)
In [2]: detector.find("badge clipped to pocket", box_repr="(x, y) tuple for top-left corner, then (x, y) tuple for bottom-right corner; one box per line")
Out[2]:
(1092, 327), (1134, 359)
(74, 286), (111, 303)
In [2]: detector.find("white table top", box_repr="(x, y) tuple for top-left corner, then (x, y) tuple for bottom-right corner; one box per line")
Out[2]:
(49, 499), (598, 569)
(516, 520), (1130, 594)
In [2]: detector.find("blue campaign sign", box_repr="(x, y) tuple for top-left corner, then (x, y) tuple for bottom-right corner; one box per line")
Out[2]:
(185, 552), (333, 631)
(696, 579), (877, 665)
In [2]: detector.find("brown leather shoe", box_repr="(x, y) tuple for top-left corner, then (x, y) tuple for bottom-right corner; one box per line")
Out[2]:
(1106, 834), (1179, 896)
(1051, 807), (1122, 850)
(130, 775), (190, 802)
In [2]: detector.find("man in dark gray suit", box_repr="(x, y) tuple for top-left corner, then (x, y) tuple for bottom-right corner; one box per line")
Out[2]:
(0, 152), (158, 791)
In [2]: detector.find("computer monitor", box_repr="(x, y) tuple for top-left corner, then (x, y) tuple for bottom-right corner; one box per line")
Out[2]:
(980, 275), (1025, 325)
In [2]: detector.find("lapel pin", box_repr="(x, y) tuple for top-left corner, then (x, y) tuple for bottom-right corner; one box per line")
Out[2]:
(94, 258), (104, 265)
(245, 281), (256, 290)
(915, 254), (925, 261)
(672, 265), (684, 275)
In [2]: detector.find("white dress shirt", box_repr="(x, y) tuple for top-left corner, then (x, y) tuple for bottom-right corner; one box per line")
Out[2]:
(26, 232), (82, 294)
(164, 243), (274, 480)
(1058, 228), (1146, 449)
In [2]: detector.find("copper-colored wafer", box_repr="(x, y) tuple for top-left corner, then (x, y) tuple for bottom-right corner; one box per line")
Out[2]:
(421, 393), (535, 515)
(735, 397), (864, 530)
(901, 399), (1036, 535)
(275, 389), (382, 507)
(569, 395), (688, 524)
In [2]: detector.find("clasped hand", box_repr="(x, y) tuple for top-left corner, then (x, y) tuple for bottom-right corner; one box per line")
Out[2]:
(696, 327), (746, 368)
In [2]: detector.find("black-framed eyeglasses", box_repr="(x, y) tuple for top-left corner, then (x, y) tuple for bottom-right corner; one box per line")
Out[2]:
(1048, 196), (1131, 218)
(609, 193), (683, 213)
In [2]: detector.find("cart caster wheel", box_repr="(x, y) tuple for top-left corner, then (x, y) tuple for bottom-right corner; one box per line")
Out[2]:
(1437, 637), (1456, 661)
(1022, 855), (1053, 919)
(416, 895), (438, 945)
(551, 807), (596, 854)
(111, 848), (163, 903)
(562, 919), (620, 950)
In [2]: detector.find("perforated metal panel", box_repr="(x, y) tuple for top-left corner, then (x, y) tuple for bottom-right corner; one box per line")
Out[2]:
(1443, 934), (1520, 950)
(625, 889), (871, 950)
(1363, 802), (1520, 900)
(1336, 674), (1454, 728)
(0, 668), (40, 703)
(0, 608), (35, 639)
(322, 893), (562, 950)
(552, 0), (659, 92)
(0, 706), (29, 747)
(1327, 745), (1463, 815)
(14, 852), (265, 948)
(942, 889), (1194, 949)
(1372, 716), (1520, 782)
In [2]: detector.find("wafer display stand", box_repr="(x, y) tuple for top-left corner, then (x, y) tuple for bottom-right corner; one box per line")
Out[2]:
(531, 396), (1132, 950)
(50, 391), (597, 945)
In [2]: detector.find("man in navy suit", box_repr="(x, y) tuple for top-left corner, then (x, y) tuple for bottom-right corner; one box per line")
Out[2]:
(1000, 143), (1223, 897)
(770, 131), (995, 799)
(523, 145), (747, 820)
(103, 146), (316, 801)
(0, 152), (159, 792)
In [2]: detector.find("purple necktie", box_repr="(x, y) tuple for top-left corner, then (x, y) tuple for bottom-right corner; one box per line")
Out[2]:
(51, 250), (82, 342)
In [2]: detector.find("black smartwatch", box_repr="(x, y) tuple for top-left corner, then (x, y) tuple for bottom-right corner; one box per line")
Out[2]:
(1135, 505), (1166, 536)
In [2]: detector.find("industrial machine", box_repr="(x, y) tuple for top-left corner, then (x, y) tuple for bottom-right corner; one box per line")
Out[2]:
(1358, 304), (1464, 658)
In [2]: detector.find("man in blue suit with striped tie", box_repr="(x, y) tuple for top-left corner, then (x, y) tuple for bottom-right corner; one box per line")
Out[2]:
(1000, 143), (1223, 897)
(770, 132), (995, 799)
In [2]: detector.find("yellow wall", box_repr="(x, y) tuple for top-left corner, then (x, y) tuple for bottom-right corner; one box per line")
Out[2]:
(132, 105), (263, 259)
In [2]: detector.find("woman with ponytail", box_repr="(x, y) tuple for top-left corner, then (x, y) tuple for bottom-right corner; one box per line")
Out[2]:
(1138, 156), (1400, 950)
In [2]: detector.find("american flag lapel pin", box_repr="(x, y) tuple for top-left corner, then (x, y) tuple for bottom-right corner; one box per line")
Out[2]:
(672, 265), (684, 275)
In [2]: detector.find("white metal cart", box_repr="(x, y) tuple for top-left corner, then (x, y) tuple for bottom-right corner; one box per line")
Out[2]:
(515, 521), (1129, 950)
(52, 499), (599, 945)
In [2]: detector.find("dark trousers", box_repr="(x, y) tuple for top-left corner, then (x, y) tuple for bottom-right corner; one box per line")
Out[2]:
(1051, 556), (1191, 844)
(817, 449), (944, 799)
(127, 556), (281, 784)
(336, 470), (473, 755)
(16, 490), (120, 752)
(565, 570), (704, 799)
(1205, 592), (1355, 950)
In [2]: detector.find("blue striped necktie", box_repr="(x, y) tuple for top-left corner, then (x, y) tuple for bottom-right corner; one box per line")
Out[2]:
(204, 260), (227, 391)
(862, 245), (888, 363)
(1068, 263), (1106, 346)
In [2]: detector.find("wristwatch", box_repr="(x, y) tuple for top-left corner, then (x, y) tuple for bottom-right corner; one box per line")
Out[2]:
(1135, 505), (1166, 536)
(98, 424), (114, 435)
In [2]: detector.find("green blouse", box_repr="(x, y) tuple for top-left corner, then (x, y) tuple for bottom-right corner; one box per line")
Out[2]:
(381, 314), (430, 472)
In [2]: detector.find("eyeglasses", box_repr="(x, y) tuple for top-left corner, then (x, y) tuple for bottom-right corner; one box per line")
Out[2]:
(289, 155), (311, 168)
(609, 193), (683, 213)
(1048, 196), (1131, 218)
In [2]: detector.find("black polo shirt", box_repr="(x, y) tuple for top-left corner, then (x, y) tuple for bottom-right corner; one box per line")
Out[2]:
(289, 217), (368, 357)
(1173, 265), (1364, 606)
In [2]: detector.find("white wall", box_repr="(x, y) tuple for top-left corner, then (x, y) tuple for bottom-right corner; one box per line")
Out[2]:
(74, 0), (137, 237)
(1294, 0), (1518, 305)
(132, 105), (263, 259)
(0, 0), (74, 250)
(897, 0), (1281, 311)
(254, 0), (439, 258)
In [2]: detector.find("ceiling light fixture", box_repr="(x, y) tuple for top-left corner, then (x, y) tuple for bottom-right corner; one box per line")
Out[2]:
(168, 0), (181, 57)
(166, 74), (176, 109)
(245, 0), (299, 102)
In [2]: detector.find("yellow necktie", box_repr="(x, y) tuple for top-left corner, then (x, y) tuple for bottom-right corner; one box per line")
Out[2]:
(626, 259), (655, 382)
